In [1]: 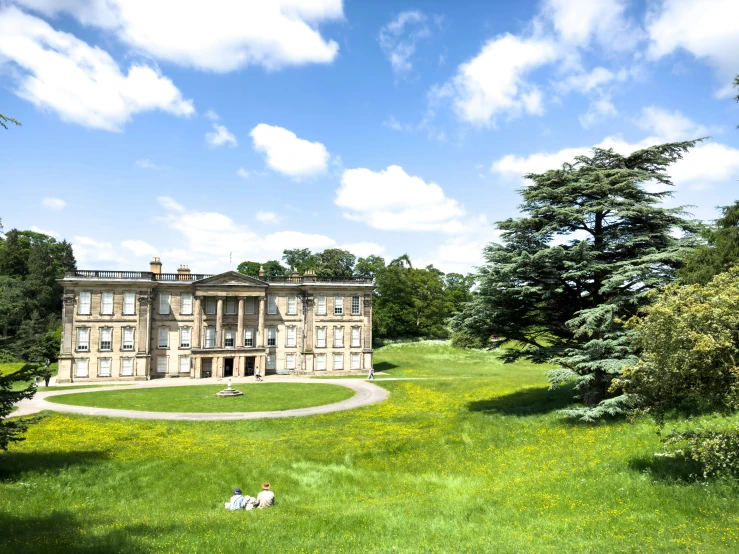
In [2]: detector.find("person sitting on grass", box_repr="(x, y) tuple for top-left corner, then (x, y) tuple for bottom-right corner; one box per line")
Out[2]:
(224, 488), (256, 510)
(255, 482), (275, 508)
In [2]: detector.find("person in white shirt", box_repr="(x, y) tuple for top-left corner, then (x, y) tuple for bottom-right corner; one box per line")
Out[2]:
(255, 482), (275, 508)
(224, 488), (256, 510)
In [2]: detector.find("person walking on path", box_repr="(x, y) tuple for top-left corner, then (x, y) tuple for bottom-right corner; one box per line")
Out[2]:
(43, 359), (52, 387)
(367, 366), (375, 380)
(255, 364), (263, 382)
(256, 482), (275, 508)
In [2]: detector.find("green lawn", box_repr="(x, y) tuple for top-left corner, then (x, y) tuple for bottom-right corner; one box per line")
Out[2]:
(2, 342), (738, 553)
(47, 383), (355, 412)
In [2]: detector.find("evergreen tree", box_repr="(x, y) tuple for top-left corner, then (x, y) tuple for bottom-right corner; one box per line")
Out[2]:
(452, 141), (701, 420)
(0, 113), (21, 130)
(0, 363), (37, 451)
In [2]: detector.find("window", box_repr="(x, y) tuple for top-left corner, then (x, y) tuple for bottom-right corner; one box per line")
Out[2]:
(122, 327), (134, 351)
(75, 359), (88, 377)
(317, 296), (326, 316)
(351, 352), (361, 369)
(244, 328), (254, 348)
(225, 297), (236, 314)
(158, 327), (169, 349)
(268, 295), (277, 315)
(159, 293), (171, 315)
(205, 298), (216, 315)
(334, 296), (344, 315)
(267, 327), (276, 347)
(352, 296), (361, 315)
(351, 327), (361, 348)
(179, 356), (190, 373)
(333, 353), (344, 370)
(99, 358), (111, 377)
(334, 326), (344, 348)
(181, 293), (193, 315)
(316, 354), (326, 371)
(286, 326), (296, 347)
(287, 295), (297, 315)
(77, 328), (90, 351)
(316, 327), (326, 348)
(180, 327), (191, 348)
(123, 292), (135, 315)
(101, 291), (113, 315)
(225, 330), (235, 348)
(266, 354), (276, 370)
(286, 353), (296, 370)
(246, 297), (255, 314)
(121, 358), (133, 376)
(205, 327), (215, 348)
(157, 357), (167, 373)
(79, 292), (91, 315)
(100, 328), (112, 351)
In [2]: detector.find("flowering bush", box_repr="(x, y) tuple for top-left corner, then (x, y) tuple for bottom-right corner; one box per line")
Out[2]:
(663, 427), (739, 479)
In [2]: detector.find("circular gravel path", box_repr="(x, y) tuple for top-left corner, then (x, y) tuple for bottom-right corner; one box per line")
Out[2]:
(12, 377), (389, 421)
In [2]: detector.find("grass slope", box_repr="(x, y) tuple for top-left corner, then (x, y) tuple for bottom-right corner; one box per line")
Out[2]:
(47, 383), (355, 412)
(1, 342), (738, 553)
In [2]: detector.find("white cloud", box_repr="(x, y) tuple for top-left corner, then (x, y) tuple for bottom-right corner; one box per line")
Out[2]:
(378, 10), (431, 75)
(73, 235), (124, 264)
(41, 197), (66, 210)
(250, 123), (329, 179)
(14, 0), (343, 72)
(340, 242), (386, 257)
(337, 165), (465, 232)
(256, 211), (280, 223)
(419, 216), (501, 274)
(542, 0), (642, 51)
(636, 106), (709, 141)
(557, 67), (618, 94)
(205, 109), (219, 120)
(579, 96), (617, 128)
(0, 6), (194, 131)
(157, 196), (185, 212)
(646, 0), (739, 90)
(205, 123), (237, 148)
(435, 34), (558, 126)
(121, 239), (158, 257)
(236, 167), (250, 179)
(135, 159), (167, 170)
(31, 225), (58, 238)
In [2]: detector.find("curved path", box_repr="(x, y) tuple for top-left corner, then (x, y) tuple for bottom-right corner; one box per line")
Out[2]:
(12, 377), (389, 421)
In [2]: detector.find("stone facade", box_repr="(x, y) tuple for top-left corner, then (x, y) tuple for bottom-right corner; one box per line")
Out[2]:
(57, 260), (374, 382)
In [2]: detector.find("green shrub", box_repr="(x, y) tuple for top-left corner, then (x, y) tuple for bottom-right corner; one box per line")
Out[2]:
(663, 427), (739, 479)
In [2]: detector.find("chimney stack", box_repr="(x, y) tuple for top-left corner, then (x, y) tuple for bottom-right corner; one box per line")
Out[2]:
(177, 265), (191, 281)
(150, 257), (162, 275)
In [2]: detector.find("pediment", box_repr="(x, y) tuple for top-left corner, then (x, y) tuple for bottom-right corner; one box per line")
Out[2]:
(193, 271), (267, 287)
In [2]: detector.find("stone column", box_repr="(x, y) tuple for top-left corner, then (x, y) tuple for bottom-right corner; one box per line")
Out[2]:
(138, 293), (152, 354)
(237, 297), (244, 347)
(257, 296), (266, 348)
(193, 296), (202, 348)
(61, 292), (75, 354)
(363, 295), (373, 349)
(216, 297), (223, 348)
(303, 295), (314, 352)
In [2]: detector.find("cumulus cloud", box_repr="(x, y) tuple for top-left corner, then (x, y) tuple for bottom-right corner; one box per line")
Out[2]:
(121, 239), (158, 257)
(73, 236), (124, 264)
(204, 109), (219, 120)
(236, 168), (250, 179)
(337, 165), (465, 232)
(13, 0), (343, 72)
(250, 123), (329, 179)
(579, 96), (617, 128)
(646, 0), (739, 94)
(256, 211), (280, 223)
(157, 196), (185, 212)
(0, 6), (194, 131)
(340, 242), (386, 258)
(41, 197), (66, 210)
(636, 106), (709, 141)
(205, 123), (237, 148)
(31, 225), (58, 238)
(378, 10), (431, 75)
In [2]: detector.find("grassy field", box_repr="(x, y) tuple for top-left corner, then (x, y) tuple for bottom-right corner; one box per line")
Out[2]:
(1, 342), (738, 553)
(47, 383), (355, 412)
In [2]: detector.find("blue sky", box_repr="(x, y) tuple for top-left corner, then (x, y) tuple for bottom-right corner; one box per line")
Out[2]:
(1, 0), (738, 274)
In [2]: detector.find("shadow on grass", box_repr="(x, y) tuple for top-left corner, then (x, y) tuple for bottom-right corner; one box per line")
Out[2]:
(0, 450), (111, 481)
(373, 361), (399, 373)
(628, 454), (703, 483)
(0, 512), (170, 553)
(467, 384), (576, 416)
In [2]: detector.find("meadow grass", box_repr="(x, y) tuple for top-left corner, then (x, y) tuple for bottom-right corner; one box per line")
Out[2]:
(47, 383), (355, 412)
(1, 342), (738, 553)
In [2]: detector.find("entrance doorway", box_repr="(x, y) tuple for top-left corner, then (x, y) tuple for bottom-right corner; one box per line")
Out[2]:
(245, 357), (255, 376)
(224, 357), (234, 378)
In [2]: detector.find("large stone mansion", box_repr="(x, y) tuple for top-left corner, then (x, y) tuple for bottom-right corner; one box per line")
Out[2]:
(58, 258), (374, 382)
